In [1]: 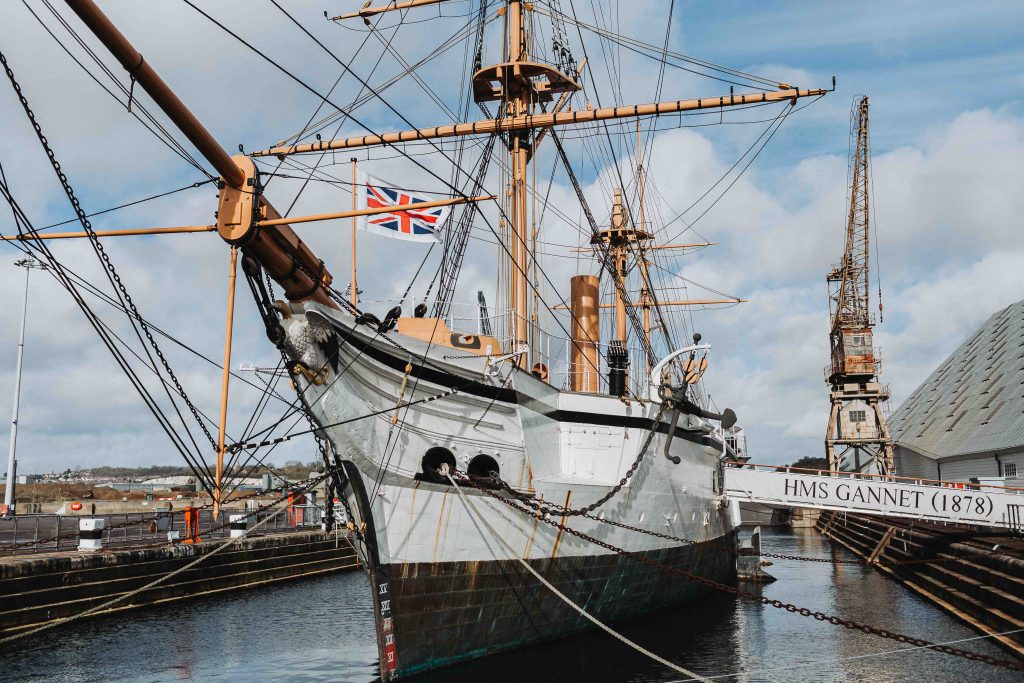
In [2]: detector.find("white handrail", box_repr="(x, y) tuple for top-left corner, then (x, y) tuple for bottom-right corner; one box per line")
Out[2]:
(648, 344), (711, 403)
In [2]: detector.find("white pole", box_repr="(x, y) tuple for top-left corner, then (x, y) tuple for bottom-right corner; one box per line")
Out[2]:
(4, 260), (35, 517)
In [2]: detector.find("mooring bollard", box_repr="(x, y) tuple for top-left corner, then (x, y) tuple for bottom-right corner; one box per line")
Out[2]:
(78, 517), (105, 552)
(229, 513), (247, 538)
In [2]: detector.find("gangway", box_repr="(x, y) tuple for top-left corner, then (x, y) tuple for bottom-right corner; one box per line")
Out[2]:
(723, 463), (1024, 531)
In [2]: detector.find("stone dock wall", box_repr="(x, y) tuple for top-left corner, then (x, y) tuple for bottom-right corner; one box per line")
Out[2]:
(0, 530), (359, 636)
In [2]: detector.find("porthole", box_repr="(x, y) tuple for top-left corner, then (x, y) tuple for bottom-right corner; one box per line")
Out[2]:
(419, 447), (456, 483)
(467, 454), (500, 479)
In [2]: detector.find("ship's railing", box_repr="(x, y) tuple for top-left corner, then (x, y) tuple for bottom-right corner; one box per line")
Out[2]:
(361, 299), (649, 395)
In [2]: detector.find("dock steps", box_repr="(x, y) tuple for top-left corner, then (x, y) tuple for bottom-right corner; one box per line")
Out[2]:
(817, 511), (1024, 656)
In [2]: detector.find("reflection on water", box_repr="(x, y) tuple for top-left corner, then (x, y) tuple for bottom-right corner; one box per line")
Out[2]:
(2, 528), (1019, 682)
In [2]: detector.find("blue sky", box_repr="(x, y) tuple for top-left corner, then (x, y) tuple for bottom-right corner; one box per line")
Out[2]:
(1, 0), (1023, 472)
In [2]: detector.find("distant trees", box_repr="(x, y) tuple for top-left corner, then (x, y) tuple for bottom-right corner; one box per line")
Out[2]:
(789, 456), (829, 471)
(55, 460), (323, 482)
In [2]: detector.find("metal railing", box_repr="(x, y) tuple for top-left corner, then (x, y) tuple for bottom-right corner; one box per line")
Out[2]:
(362, 299), (652, 396)
(0, 504), (324, 555)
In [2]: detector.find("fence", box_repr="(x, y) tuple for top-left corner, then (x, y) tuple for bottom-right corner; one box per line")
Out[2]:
(0, 504), (324, 556)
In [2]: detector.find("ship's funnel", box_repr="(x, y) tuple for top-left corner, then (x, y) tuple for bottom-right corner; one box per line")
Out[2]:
(570, 275), (600, 393)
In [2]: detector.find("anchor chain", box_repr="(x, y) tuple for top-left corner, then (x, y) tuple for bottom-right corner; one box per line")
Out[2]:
(453, 470), (1024, 672)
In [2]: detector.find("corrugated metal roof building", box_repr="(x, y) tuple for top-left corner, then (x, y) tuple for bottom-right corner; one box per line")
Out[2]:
(891, 301), (1024, 484)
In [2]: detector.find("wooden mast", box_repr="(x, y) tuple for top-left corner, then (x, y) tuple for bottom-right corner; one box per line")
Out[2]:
(611, 190), (628, 343)
(508, 0), (530, 360)
(350, 157), (359, 307)
(636, 122), (654, 371)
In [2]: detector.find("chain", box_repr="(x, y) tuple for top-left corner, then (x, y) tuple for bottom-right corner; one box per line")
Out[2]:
(0, 50), (218, 455)
(453, 471), (1024, 672)
(572, 509), (863, 565)
(490, 405), (664, 518)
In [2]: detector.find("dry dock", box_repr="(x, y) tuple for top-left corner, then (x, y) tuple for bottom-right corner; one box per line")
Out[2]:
(817, 511), (1024, 656)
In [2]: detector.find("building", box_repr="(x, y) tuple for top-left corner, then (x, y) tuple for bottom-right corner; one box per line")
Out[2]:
(890, 301), (1024, 485)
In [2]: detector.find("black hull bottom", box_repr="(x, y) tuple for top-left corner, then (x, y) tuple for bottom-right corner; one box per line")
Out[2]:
(383, 535), (738, 678)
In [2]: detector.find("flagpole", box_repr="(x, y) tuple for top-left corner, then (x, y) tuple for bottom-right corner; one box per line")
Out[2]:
(350, 157), (358, 307)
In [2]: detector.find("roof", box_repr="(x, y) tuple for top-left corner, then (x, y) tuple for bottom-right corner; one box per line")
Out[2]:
(890, 300), (1024, 460)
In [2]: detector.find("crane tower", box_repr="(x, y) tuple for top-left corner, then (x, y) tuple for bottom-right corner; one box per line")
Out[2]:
(825, 96), (894, 475)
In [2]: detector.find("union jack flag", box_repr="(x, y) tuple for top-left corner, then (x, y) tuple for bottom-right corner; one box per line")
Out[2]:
(358, 175), (448, 243)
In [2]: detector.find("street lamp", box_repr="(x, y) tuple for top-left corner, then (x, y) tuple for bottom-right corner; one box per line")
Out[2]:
(3, 257), (46, 517)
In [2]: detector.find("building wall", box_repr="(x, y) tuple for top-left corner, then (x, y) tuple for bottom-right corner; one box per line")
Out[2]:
(838, 399), (879, 440)
(894, 448), (938, 480)
(938, 456), (999, 483)
(895, 446), (1024, 484)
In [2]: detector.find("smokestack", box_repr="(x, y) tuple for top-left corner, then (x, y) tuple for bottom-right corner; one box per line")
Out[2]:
(570, 275), (600, 392)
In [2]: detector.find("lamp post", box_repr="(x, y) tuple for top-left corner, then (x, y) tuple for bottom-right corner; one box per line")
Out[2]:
(3, 257), (46, 517)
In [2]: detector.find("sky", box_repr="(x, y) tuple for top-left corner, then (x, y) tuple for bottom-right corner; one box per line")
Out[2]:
(1, 0), (1023, 475)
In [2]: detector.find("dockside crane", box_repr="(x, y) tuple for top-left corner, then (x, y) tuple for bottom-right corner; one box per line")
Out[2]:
(825, 96), (894, 475)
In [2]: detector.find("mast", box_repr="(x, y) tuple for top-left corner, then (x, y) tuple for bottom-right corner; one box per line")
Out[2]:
(611, 190), (628, 342)
(350, 157), (358, 307)
(508, 0), (531, 359)
(636, 122), (654, 372)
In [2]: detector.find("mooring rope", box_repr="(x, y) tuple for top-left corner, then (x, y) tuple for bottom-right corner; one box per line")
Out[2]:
(445, 471), (715, 683)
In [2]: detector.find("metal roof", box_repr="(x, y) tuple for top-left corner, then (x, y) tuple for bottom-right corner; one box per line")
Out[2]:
(890, 300), (1024, 460)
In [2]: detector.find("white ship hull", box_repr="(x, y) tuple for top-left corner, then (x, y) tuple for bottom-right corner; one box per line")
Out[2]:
(286, 303), (740, 678)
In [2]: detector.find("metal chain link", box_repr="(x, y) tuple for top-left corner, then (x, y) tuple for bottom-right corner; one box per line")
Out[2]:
(0, 50), (218, 454)
(454, 471), (1024, 672)
(577, 509), (864, 565)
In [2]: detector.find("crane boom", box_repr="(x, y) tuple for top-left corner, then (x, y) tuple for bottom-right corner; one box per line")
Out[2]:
(831, 96), (872, 332)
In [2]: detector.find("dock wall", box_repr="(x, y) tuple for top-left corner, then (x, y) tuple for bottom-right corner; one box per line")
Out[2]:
(0, 530), (359, 637)
(816, 511), (1024, 656)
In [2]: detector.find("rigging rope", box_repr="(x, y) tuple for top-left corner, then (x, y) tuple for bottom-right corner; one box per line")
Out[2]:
(1, 50), (219, 452)
(0, 52), (219, 491)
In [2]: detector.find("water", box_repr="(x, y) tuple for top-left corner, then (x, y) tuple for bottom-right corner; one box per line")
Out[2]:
(3, 528), (1019, 682)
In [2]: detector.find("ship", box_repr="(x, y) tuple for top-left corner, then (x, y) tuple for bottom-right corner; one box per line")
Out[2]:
(5, 1), (830, 678)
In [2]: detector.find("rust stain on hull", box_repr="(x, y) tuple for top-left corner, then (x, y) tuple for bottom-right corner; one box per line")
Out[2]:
(432, 491), (448, 564)
(550, 490), (572, 558)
